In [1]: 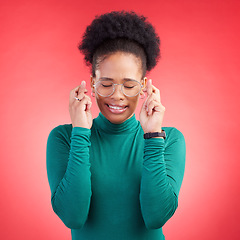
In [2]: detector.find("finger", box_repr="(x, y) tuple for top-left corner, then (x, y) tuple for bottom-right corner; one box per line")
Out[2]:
(144, 93), (160, 109)
(85, 100), (92, 111)
(147, 79), (152, 96)
(71, 82), (89, 103)
(76, 91), (86, 101)
(73, 95), (92, 111)
(70, 87), (79, 105)
(77, 81), (88, 95)
(146, 99), (157, 115)
(80, 80), (86, 91)
(70, 82), (87, 100)
(83, 96), (92, 111)
(147, 100), (165, 115)
(79, 96), (92, 111)
(142, 79), (151, 92)
(151, 85), (161, 101)
(71, 81), (87, 96)
(70, 85), (80, 100)
(145, 79), (161, 103)
(146, 83), (161, 104)
(71, 81), (87, 93)
(74, 94), (91, 105)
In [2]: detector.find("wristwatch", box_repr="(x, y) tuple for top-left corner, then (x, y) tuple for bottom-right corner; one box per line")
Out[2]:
(144, 130), (166, 139)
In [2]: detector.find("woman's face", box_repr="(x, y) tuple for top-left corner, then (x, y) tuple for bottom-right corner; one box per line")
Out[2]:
(91, 52), (146, 124)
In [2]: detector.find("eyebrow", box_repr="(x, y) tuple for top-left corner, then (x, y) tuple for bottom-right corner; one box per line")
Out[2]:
(99, 77), (137, 81)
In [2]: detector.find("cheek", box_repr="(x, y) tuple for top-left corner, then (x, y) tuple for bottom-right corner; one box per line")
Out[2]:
(94, 94), (108, 111)
(128, 96), (140, 109)
(95, 94), (104, 105)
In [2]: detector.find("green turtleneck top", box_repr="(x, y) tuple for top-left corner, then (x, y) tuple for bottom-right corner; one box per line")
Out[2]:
(46, 113), (186, 240)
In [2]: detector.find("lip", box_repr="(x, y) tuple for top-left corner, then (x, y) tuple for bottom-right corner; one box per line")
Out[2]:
(106, 103), (128, 114)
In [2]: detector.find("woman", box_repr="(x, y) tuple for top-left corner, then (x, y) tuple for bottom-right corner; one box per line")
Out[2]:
(46, 11), (186, 240)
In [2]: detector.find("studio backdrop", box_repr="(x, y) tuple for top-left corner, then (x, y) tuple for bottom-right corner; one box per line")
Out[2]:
(1, 0), (239, 239)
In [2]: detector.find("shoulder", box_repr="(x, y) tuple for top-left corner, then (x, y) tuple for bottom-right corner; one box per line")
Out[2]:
(161, 127), (186, 174)
(162, 127), (184, 141)
(47, 124), (73, 143)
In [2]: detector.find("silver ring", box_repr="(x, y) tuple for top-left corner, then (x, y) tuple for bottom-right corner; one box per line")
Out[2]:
(74, 97), (81, 101)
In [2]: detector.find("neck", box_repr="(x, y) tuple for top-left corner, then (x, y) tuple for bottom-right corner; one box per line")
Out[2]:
(93, 112), (140, 134)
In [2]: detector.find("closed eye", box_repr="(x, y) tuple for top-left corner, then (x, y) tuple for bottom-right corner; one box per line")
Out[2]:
(101, 84), (112, 87)
(124, 85), (135, 89)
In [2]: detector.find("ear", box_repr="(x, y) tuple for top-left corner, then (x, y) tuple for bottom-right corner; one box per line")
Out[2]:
(90, 75), (95, 93)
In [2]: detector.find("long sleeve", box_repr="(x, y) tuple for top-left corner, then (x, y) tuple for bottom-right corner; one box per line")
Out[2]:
(46, 125), (92, 229)
(140, 127), (186, 229)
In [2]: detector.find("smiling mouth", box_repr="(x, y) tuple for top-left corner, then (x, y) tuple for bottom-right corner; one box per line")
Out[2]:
(107, 104), (127, 109)
(106, 104), (128, 113)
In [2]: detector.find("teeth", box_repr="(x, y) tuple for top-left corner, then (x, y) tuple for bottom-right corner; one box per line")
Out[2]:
(108, 105), (124, 110)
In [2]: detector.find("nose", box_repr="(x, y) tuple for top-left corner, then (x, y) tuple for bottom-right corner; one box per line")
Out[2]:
(110, 84), (125, 99)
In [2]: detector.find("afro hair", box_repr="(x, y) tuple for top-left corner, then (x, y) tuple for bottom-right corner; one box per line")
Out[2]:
(78, 11), (160, 74)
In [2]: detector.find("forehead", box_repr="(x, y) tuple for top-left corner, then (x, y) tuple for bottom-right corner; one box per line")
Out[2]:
(95, 52), (142, 80)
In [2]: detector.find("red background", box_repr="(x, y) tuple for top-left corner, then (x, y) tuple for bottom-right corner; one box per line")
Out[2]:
(1, 0), (239, 239)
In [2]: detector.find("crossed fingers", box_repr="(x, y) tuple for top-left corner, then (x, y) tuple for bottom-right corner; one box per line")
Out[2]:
(69, 81), (92, 111)
(143, 79), (165, 115)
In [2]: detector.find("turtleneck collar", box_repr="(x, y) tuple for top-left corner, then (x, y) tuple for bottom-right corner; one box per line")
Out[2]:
(93, 112), (140, 134)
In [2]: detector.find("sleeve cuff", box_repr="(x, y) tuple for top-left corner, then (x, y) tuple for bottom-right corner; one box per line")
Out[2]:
(71, 127), (91, 148)
(144, 138), (165, 163)
(144, 137), (165, 147)
(72, 127), (91, 136)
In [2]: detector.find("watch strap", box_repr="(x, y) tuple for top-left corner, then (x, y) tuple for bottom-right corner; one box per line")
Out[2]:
(144, 130), (166, 139)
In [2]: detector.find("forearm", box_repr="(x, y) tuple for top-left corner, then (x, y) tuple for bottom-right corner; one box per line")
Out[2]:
(140, 138), (178, 229)
(47, 127), (92, 229)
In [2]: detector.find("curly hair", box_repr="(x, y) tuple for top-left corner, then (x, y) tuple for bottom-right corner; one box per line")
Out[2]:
(78, 11), (160, 77)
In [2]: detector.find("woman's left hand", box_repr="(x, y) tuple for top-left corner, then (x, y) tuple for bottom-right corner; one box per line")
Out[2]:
(140, 79), (165, 133)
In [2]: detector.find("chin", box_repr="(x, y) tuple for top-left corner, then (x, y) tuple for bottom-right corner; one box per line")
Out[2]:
(109, 117), (128, 124)
(105, 112), (133, 124)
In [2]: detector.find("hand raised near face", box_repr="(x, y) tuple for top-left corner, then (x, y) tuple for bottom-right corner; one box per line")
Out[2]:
(139, 79), (165, 133)
(69, 81), (93, 129)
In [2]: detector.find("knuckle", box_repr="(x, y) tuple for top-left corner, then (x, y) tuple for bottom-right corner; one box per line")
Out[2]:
(86, 95), (91, 101)
(78, 93), (84, 99)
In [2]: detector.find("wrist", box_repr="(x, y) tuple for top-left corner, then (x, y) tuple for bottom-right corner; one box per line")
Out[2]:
(72, 124), (90, 129)
(143, 130), (166, 140)
(143, 128), (162, 134)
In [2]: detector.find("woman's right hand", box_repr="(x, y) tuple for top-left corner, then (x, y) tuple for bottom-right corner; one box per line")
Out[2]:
(69, 81), (93, 129)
